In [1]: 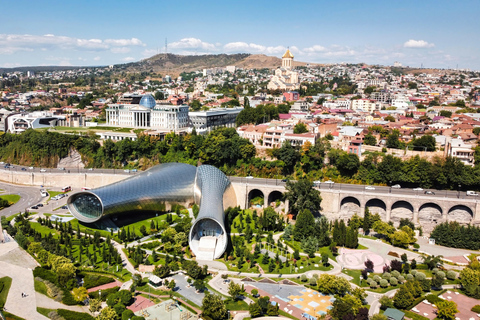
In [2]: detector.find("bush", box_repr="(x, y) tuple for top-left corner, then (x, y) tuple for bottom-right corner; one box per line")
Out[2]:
(446, 271), (457, 280)
(33, 267), (57, 284)
(410, 270), (418, 276)
(415, 272), (426, 281)
(426, 295), (442, 305)
(309, 277), (317, 286)
(436, 271), (445, 279)
(379, 279), (389, 288)
(88, 286), (120, 301)
(373, 275), (381, 282)
(82, 274), (115, 289)
(370, 281), (378, 289)
(62, 290), (78, 306)
(366, 278), (373, 285)
(406, 274), (414, 280)
(432, 268), (439, 274)
(382, 272), (391, 280)
(398, 276), (405, 283)
(391, 270), (400, 278)
(57, 309), (95, 320)
(413, 243), (420, 249)
(471, 305), (480, 313)
(300, 275), (307, 282)
(389, 278), (398, 286)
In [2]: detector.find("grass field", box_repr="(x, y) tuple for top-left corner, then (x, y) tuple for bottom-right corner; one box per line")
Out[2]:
(0, 194), (21, 205)
(0, 276), (13, 310)
(34, 279), (49, 297)
(36, 307), (54, 318)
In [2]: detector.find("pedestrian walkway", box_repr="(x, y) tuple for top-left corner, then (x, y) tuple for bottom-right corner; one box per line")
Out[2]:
(35, 292), (91, 314)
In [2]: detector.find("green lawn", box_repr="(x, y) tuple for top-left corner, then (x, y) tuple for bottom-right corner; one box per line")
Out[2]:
(2, 311), (26, 320)
(0, 276), (13, 310)
(47, 190), (64, 202)
(0, 194), (21, 205)
(34, 279), (49, 296)
(29, 222), (61, 239)
(37, 307), (54, 318)
(225, 299), (249, 311)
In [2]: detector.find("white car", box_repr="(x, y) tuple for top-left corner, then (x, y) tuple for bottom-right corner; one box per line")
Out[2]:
(413, 187), (423, 191)
(124, 169), (130, 173)
(392, 184), (401, 189)
(324, 180), (334, 184)
(246, 176), (253, 179)
(40, 169), (47, 172)
(29, 166), (34, 169)
(365, 186), (375, 190)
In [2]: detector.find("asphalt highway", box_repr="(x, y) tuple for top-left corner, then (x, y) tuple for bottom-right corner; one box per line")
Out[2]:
(0, 181), (44, 217)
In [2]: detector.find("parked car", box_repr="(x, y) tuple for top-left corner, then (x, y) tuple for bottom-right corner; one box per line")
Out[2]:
(30, 206), (38, 210)
(466, 190), (478, 196)
(37, 204), (43, 207)
(131, 169), (138, 172)
(392, 184), (401, 189)
(413, 187), (423, 191)
(246, 176), (253, 179)
(40, 169), (47, 172)
(61, 205), (68, 209)
(58, 167), (65, 170)
(424, 190), (435, 195)
(124, 169), (130, 173)
(324, 180), (334, 184)
(21, 168), (27, 171)
(365, 186), (375, 190)
(29, 167), (34, 169)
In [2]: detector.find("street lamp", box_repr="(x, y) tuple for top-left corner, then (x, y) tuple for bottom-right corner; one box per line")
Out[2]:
(389, 181), (392, 194)
(458, 184), (461, 199)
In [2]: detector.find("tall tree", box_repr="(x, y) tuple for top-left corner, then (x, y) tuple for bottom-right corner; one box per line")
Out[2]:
(293, 209), (315, 241)
(284, 179), (322, 215)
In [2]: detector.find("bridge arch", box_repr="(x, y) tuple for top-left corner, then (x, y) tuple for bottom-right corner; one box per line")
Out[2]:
(390, 200), (414, 227)
(339, 196), (361, 220)
(267, 190), (284, 206)
(248, 189), (264, 207)
(365, 198), (387, 220)
(447, 205), (474, 223)
(418, 202), (443, 232)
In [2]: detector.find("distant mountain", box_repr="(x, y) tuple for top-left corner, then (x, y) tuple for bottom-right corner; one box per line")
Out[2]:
(0, 65), (85, 73)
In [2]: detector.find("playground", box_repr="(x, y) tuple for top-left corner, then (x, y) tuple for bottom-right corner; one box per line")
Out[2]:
(288, 288), (335, 318)
(134, 299), (197, 320)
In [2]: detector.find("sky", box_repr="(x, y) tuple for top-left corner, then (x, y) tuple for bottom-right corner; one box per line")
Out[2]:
(1, 0), (479, 70)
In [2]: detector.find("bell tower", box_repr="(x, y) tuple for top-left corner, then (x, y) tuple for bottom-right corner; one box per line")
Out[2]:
(282, 48), (294, 70)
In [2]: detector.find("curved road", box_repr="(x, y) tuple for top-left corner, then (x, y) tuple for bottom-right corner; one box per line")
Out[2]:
(0, 181), (44, 217)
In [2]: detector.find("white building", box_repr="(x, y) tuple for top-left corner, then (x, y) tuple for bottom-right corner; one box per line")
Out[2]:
(106, 94), (189, 132)
(189, 107), (243, 134)
(6, 111), (65, 133)
(351, 99), (378, 113)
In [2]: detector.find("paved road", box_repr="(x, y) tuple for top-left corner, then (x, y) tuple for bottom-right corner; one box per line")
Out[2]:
(0, 181), (44, 218)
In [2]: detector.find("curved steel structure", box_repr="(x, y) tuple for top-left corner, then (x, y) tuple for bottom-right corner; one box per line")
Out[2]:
(66, 163), (232, 259)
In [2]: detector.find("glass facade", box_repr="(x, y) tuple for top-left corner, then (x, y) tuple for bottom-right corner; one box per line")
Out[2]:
(139, 94), (156, 109)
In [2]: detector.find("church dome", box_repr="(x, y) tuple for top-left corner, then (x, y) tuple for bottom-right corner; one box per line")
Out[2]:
(282, 49), (294, 59)
(139, 94), (156, 109)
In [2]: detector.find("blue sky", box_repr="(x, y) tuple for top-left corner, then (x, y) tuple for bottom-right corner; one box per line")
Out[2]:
(1, 0), (479, 70)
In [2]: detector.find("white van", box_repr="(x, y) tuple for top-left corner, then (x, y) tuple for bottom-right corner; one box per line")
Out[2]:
(466, 190), (478, 196)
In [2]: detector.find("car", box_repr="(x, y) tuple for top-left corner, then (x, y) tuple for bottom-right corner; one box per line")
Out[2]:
(413, 187), (423, 191)
(466, 190), (478, 196)
(0, 162), (3, 164)
(392, 184), (401, 189)
(21, 168), (27, 171)
(61, 205), (68, 209)
(365, 186), (375, 190)
(40, 169), (47, 172)
(246, 176), (253, 179)
(324, 180), (334, 184)
(29, 167), (34, 169)
(281, 179), (288, 182)
(131, 169), (138, 172)
(30, 206), (38, 210)
(424, 190), (435, 195)
(88, 168), (93, 171)
(37, 204), (43, 207)
(124, 169), (130, 173)
(58, 167), (65, 170)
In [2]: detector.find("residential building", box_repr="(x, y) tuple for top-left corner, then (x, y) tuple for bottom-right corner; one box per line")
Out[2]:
(189, 107), (243, 134)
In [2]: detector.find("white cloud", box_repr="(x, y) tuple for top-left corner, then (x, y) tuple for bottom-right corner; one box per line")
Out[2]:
(223, 42), (286, 54)
(169, 38), (216, 51)
(403, 39), (435, 48)
(304, 45), (326, 53)
(93, 56), (101, 61)
(122, 56), (136, 62)
(0, 34), (145, 54)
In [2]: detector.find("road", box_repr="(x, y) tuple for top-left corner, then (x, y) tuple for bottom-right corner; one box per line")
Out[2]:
(0, 181), (44, 218)
(229, 175), (475, 201)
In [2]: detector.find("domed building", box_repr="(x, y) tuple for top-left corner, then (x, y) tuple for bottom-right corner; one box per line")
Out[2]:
(267, 49), (300, 91)
(106, 93), (189, 131)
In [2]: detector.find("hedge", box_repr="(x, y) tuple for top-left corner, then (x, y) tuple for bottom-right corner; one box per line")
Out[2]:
(471, 305), (480, 313)
(88, 286), (120, 301)
(82, 274), (115, 289)
(57, 309), (95, 320)
(32, 267), (78, 306)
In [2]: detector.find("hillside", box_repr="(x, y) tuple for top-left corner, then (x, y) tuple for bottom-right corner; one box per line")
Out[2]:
(124, 53), (251, 76)
(235, 54), (310, 69)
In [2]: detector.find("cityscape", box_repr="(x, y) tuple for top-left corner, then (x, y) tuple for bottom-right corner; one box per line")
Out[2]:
(1, 1), (480, 320)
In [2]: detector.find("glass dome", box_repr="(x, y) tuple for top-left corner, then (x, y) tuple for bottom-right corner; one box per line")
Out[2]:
(139, 94), (156, 109)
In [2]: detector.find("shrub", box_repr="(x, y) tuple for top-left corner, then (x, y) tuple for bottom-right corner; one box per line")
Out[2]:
(413, 243), (420, 249)
(389, 278), (398, 286)
(432, 268), (439, 274)
(406, 274), (414, 280)
(410, 270), (418, 276)
(446, 271), (457, 280)
(398, 276), (405, 283)
(382, 272), (391, 280)
(436, 271), (445, 279)
(82, 274), (115, 289)
(88, 286), (120, 301)
(370, 281), (378, 289)
(309, 277), (317, 286)
(373, 275), (381, 282)
(366, 278), (373, 285)
(379, 279), (389, 288)
(415, 272), (426, 281)
(57, 309), (95, 320)
(426, 294), (442, 304)
(391, 270), (400, 278)
(471, 305), (480, 313)
(300, 275), (307, 282)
